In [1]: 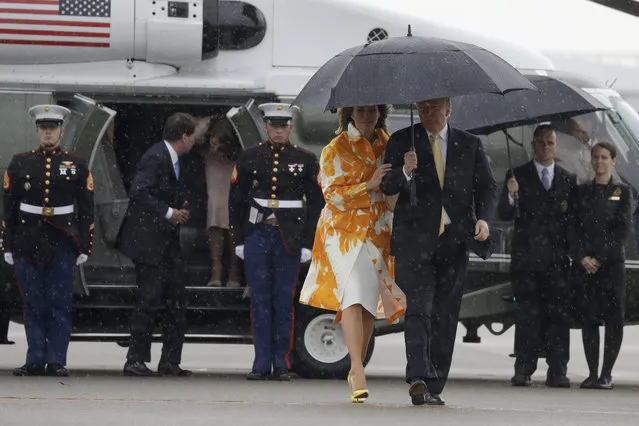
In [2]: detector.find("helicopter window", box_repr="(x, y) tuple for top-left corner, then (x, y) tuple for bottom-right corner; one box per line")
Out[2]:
(476, 126), (534, 188)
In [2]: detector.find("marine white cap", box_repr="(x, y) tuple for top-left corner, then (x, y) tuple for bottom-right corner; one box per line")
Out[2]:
(28, 104), (71, 124)
(258, 103), (293, 125)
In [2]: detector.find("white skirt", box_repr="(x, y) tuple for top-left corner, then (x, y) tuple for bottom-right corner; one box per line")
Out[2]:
(326, 239), (381, 317)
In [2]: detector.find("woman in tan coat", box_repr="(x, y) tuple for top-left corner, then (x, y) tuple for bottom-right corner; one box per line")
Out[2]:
(299, 105), (406, 402)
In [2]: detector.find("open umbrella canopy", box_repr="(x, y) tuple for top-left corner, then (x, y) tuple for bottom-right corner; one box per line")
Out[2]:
(449, 74), (609, 134)
(291, 33), (538, 111)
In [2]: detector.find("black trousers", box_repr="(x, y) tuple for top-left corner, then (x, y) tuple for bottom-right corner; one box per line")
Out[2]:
(396, 230), (469, 395)
(127, 244), (186, 365)
(511, 269), (570, 378)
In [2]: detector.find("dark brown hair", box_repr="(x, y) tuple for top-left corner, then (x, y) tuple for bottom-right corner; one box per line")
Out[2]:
(336, 105), (391, 135)
(162, 112), (197, 142)
(592, 141), (617, 159)
(203, 115), (241, 161)
(533, 123), (556, 141)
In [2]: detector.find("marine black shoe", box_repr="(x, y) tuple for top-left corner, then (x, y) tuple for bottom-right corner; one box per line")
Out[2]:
(271, 368), (291, 381)
(46, 364), (69, 377)
(246, 370), (269, 380)
(13, 363), (46, 376)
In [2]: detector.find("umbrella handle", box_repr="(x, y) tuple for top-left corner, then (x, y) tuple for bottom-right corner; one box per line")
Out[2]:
(503, 129), (520, 219)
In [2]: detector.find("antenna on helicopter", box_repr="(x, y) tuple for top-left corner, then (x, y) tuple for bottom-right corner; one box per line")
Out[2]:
(606, 77), (618, 88)
(407, 24), (412, 37)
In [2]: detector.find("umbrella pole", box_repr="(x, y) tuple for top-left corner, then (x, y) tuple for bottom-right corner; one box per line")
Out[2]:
(502, 129), (519, 218)
(410, 103), (417, 206)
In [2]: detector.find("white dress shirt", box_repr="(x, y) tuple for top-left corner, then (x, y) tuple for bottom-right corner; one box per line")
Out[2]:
(404, 125), (451, 225)
(508, 160), (555, 205)
(164, 140), (179, 220)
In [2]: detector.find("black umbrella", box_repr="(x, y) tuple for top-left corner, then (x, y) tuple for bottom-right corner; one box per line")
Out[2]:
(291, 29), (537, 112)
(292, 27), (537, 206)
(449, 74), (608, 219)
(449, 74), (609, 134)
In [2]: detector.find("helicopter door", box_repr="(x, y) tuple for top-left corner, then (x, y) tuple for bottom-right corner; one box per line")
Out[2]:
(60, 95), (120, 295)
(226, 98), (268, 149)
(61, 94), (127, 247)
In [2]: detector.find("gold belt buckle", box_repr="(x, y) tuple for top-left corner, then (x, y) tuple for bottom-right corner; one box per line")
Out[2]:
(267, 199), (279, 208)
(42, 207), (54, 216)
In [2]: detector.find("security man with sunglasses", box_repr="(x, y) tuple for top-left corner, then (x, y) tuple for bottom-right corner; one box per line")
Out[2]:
(2, 104), (95, 377)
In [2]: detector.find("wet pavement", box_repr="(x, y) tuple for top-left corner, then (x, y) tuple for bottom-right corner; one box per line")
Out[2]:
(1, 323), (638, 425)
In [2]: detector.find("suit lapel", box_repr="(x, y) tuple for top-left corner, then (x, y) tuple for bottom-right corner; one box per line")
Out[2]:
(525, 161), (544, 193)
(443, 127), (460, 190)
(550, 166), (563, 195)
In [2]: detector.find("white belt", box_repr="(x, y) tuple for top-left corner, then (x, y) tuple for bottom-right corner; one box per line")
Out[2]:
(254, 198), (303, 209)
(19, 202), (74, 216)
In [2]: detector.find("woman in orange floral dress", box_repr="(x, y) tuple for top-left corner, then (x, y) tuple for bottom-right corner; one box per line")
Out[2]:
(299, 105), (406, 402)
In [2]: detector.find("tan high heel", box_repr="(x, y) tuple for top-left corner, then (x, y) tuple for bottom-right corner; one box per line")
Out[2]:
(348, 373), (369, 403)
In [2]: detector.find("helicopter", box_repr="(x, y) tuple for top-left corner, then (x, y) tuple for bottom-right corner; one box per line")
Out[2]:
(1, 0), (639, 379)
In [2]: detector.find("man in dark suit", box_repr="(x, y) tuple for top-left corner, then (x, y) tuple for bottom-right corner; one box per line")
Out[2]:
(498, 124), (577, 388)
(380, 97), (497, 406)
(117, 113), (196, 377)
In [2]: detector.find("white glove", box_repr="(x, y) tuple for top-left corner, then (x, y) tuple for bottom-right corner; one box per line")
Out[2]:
(300, 248), (312, 263)
(235, 245), (245, 260)
(4, 252), (13, 265)
(76, 254), (88, 266)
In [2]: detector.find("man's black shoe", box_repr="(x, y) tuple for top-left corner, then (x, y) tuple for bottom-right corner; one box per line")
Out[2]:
(597, 376), (613, 390)
(157, 362), (192, 377)
(246, 370), (269, 380)
(511, 374), (532, 387)
(425, 393), (445, 406)
(46, 364), (69, 377)
(408, 379), (427, 406)
(13, 363), (45, 376)
(123, 361), (159, 377)
(545, 375), (571, 388)
(271, 368), (291, 381)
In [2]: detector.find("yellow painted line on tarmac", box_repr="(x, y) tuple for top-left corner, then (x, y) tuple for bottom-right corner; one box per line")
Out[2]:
(1, 396), (639, 417)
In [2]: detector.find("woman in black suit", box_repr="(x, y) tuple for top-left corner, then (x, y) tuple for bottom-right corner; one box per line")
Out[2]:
(575, 141), (632, 390)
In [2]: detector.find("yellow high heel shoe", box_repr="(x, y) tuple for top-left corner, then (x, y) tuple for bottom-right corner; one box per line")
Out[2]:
(347, 373), (369, 403)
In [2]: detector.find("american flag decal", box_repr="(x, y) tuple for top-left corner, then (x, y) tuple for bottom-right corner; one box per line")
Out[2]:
(0, 0), (111, 48)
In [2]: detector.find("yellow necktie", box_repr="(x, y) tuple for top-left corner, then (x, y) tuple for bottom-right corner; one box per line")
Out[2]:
(431, 133), (445, 236)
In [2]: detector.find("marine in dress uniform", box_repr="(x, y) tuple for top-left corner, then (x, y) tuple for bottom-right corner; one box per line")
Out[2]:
(1, 105), (95, 377)
(228, 103), (324, 381)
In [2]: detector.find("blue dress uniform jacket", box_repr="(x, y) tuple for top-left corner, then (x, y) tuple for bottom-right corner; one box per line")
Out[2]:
(228, 139), (324, 375)
(2, 146), (95, 262)
(229, 140), (325, 253)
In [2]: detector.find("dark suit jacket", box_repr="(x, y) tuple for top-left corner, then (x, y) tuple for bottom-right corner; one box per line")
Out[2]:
(380, 124), (497, 260)
(497, 161), (578, 272)
(575, 177), (632, 265)
(117, 141), (183, 265)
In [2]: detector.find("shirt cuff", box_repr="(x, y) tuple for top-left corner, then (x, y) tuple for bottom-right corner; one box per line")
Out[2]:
(507, 194), (515, 206)
(166, 207), (173, 220)
(403, 167), (411, 181)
